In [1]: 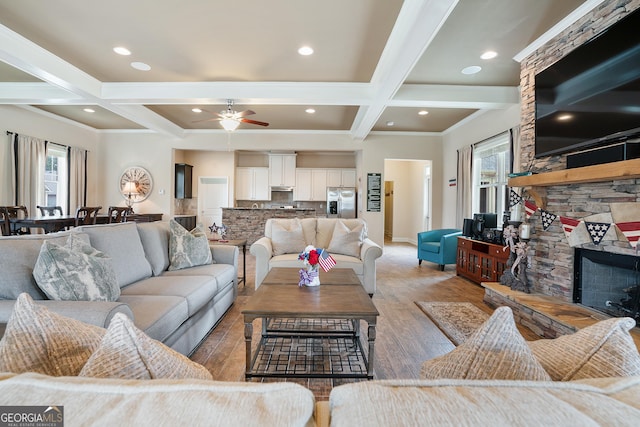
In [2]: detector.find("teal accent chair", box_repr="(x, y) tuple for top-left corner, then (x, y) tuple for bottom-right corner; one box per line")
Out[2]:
(417, 229), (462, 271)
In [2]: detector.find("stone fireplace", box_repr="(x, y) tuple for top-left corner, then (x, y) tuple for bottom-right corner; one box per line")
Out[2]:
(517, 0), (640, 305)
(574, 248), (640, 321)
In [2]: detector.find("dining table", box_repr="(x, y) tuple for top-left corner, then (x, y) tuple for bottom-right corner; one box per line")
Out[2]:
(9, 213), (163, 234)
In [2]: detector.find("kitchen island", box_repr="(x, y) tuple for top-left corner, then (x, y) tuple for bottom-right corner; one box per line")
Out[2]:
(222, 207), (317, 245)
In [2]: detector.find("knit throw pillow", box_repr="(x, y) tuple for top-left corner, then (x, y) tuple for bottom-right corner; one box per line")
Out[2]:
(79, 313), (212, 380)
(271, 219), (306, 256)
(0, 293), (105, 376)
(420, 306), (551, 381)
(33, 233), (120, 301)
(327, 220), (364, 258)
(168, 220), (212, 271)
(529, 317), (640, 381)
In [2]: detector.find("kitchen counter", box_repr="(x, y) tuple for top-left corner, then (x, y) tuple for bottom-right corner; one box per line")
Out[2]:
(225, 207), (316, 211)
(222, 207), (318, 246)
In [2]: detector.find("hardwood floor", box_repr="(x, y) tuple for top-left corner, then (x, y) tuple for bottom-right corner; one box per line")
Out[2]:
(191, 241), (537, 399)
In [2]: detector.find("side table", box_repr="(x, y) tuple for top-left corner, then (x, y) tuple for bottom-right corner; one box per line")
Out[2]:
(209, 238), (247, 287)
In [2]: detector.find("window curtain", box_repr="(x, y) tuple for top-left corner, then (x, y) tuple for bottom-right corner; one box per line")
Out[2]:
(68, 146), (87, 214)
(0, 133), (15, 205)
(510, 125), (521, 173)
(12, 134), (46, 216)
(456, 145), (473, 228)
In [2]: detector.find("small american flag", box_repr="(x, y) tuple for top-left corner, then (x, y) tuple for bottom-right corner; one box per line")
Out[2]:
(317, 248), (336, 272)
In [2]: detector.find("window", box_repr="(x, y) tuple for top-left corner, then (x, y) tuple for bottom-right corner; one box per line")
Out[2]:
(472, 132), (510, 221)
(45, 144), (68, 214)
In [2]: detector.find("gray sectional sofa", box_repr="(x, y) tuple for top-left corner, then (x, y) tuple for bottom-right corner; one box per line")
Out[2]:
(0, 221), (238, 355)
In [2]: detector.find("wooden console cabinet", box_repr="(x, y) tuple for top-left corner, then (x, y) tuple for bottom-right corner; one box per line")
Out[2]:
(456, 237), (509, 284)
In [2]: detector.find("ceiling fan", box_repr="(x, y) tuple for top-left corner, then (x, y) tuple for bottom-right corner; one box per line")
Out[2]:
(194, 99), (269, 131)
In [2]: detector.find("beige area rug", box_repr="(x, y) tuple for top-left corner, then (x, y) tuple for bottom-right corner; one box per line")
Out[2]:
(415, 302), (490, 346)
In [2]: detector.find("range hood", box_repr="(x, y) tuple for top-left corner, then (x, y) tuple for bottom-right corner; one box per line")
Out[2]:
(271, 186), (294, 191)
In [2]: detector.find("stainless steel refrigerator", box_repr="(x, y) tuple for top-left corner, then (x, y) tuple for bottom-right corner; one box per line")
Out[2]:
(326, 187), (357, 218)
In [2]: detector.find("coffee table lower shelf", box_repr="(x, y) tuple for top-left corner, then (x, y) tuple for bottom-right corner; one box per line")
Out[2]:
(246, 333), (370, 380)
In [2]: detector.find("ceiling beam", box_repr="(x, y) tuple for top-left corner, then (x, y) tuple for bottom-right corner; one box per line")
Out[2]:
(0, 23), (184, 138)
(350, 0), (459, 140)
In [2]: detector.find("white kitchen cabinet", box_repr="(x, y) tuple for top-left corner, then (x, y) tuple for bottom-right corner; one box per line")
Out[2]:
(294, 168), (327, 201)
(236, 167), (270, 200)
(311, 169), (328, 201)
(327, 168), (357, 187)
(269, 154), (297, 187)
(293, 169), (312, 201)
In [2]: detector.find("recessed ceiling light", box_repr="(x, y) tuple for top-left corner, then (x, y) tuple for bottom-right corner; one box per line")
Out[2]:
(83, 108), (95, 113)
(113, 46), (131, 56)
(418, 110), (429, 116)
(305, 108), (316, 114)
(461, 65), (482, 75)
(386, 121), (395, 127)
(298, 46), (314, 56)
(192, 108), (202, 113)
(480, 51), (497, 60)
(131, 61), (151, 71)
(557, 113), (573, 121)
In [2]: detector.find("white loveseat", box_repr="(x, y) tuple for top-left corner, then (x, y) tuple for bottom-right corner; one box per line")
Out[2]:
(250, 218), (382, 295)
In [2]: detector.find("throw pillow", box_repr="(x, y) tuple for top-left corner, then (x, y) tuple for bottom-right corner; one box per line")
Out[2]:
(168, 220), (213, 271)
(79, 313), (212, 380)
(32, 234), (120, 302)
(327, 220), (364, 258)
(271, 218), (306, 256)
(420, 306), (551, 381)
(0, 293), (105, 376)
(528, 317), (640, 381)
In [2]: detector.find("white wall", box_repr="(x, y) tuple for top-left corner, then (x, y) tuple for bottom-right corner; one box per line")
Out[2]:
(440, 105), (521, 228)
(0, 105), (99, 206)
(359, 134), (443, 246)
(384, 159), (431, 243)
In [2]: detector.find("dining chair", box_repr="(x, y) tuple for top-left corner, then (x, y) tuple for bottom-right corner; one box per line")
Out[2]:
(0, 207), (11, 236)
(107, 206), (132, 223)
(75, 206), (102, 226)
(37, 205), (64, 216)
(4, 205), (29, 235)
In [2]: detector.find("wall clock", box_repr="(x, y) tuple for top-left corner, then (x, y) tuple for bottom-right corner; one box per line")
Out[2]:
(119, 166), (153, 203)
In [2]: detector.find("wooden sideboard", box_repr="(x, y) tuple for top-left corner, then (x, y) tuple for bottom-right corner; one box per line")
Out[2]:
(456, 237), (509, 284)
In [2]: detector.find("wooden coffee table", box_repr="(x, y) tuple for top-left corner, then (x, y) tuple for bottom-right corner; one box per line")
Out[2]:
(242, 268), (379, 380)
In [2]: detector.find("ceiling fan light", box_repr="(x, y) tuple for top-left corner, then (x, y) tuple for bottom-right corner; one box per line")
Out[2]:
(220, 118), (240, 131)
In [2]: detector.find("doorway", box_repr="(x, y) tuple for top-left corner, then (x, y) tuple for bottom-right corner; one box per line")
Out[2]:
(384, 181), (394, 241)
(197, 176), (229, 229)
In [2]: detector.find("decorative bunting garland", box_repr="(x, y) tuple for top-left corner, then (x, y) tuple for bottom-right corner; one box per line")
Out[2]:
(584, 222), (611, 245)
(559, 216), (581, 239)
(508, 195), (640, 249)
(540, 209), (557, 231)
(509, 189), (523, 208)
(615, 221), (640, 249)
(524, 200), (538, 220)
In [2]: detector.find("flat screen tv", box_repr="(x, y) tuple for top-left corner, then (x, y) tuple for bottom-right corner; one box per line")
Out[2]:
(534, 7), (640, 158)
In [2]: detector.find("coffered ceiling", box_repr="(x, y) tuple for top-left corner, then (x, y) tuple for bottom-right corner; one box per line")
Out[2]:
(0, 0), (591, 139)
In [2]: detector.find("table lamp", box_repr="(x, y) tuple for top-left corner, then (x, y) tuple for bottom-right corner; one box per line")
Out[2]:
(123, 181), (139, 211)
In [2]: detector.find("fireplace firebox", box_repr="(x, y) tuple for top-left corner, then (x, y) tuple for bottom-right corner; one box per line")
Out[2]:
(574, 249), (640, 321)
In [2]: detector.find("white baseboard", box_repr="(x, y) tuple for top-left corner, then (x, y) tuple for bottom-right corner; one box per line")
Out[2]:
(391, 237), (417, 246)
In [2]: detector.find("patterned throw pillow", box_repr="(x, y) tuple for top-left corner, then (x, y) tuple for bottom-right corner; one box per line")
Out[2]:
(79, 313), (212, 380)
(271, 219), (306, 256)
(420, 306), (551, 381)
(529, 317), (640, 381)
(0, 293), (105, 376)
(33, 234), (120, 301)
(168, 220), (213, 271)
(327, 220), (364, 258)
